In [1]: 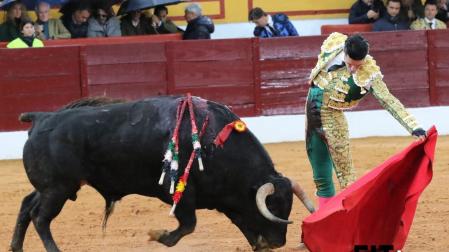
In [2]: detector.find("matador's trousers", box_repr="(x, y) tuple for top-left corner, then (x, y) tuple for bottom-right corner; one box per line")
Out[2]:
(305, 86), (355, 197)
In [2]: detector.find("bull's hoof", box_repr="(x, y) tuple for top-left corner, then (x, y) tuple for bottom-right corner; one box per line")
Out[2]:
(147, 229), (169, 242)
(157, 232), (179, 247)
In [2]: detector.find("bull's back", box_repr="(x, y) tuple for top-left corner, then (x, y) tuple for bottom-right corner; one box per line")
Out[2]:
(23, 97), (180, 193)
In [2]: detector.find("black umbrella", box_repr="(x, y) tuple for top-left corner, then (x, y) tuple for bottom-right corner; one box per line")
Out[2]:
(0, 0), (18, 10)
(58, 0), (121, 15)
(117, 0), (187, 16)
(21, 0), (70, 10)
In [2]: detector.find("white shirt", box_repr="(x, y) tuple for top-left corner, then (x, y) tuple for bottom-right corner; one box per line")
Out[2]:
(264, 15), (275, 35)
(324, 51), (345, 71)
(132, 19), (140, 27)
(424, 17), (436, 29)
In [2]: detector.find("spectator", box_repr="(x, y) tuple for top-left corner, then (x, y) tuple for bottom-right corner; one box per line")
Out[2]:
(411, 0), (447, 29)
(120, 10), (153, 36)
(400, 0), (424, 23)
(151, 5), (182, 34)
(0, 2), (29, 42)
(349, 0), (386, 24)
(436, 0), (449, 22)
(88, 4), (121, 37)
(248, 7), (298, 38)
(34, 1), (71, 40)
(373, 0), (410, 31)
(183, 3), (214, 40)
(61, 2), (91, 38)
(7, 19), (44, 48)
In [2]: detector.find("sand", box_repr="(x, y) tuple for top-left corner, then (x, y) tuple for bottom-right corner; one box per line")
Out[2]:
(1, 135), (448, 252)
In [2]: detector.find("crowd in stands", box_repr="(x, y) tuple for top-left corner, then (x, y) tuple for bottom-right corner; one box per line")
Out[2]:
(0, 0), (448, 49)
(0, 1), (214, 48)
(248, 0), (449, 38)
(350, 0), (448, 31)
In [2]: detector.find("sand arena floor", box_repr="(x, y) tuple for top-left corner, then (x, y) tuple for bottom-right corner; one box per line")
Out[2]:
(1, 136), (448, 252)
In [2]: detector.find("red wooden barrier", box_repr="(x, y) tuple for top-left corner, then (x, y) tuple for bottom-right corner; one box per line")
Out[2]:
(321, 24), (373, 35)
(427, 29), (449, 106)
(259, 36), (324, 115)
(359, 31), (431, 110)
(166, 38), (256, 116)
(84, 42), (168, 100)
(0, 30), (447, 132)
(0, 47), (82, 131)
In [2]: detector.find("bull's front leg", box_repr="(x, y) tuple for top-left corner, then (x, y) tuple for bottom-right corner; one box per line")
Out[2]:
(148, 191), (197, 247)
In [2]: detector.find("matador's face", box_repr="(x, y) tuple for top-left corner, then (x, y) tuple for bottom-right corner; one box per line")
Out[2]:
(344, 54), (365, 74)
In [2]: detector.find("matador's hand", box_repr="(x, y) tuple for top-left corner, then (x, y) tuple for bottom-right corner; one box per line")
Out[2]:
(412, 128), (426, 141)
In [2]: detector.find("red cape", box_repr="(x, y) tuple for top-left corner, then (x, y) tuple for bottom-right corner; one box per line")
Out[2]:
(302, 126), (437, 252)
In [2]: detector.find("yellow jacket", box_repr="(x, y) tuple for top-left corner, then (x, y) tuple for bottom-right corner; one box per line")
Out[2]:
(410, 18), (447, 30)
(309, 32), (421, 133)
(7, 37), (44, 48)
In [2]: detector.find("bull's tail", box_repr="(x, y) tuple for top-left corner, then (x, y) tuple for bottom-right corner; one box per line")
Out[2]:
(19, 112), (44, 123)
(102, 199), (117, 233)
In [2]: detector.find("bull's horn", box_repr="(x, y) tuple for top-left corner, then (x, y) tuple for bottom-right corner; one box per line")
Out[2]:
(256, 183), (293, 224)
(289, 179), (315, 213)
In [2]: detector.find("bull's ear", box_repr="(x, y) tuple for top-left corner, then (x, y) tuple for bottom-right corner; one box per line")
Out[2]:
(250, 176), (287, 196)
(250, 180), (270, 198)
(269, 175), (290, 188)
(270, 176), (294, 198)
(250, 183), (261, 195)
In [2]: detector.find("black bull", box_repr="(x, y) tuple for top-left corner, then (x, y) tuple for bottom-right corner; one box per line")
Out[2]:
(10, 96), (314, 252)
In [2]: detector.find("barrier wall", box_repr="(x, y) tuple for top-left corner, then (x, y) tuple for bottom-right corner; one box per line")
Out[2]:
(259, 36), (322, 115)
(0, 30), (447, 132)
(361, 31), (431, 109)
(83, 42), (168, 99)
(428, 29), (449, 105)
(167, 39), (256, 115)
(0, 47), (82, 131)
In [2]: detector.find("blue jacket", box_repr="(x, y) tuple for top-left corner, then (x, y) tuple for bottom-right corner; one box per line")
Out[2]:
(254, 13), (298, 38)
(183, 15), (214, 40)
(373, 14), (410, 31)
